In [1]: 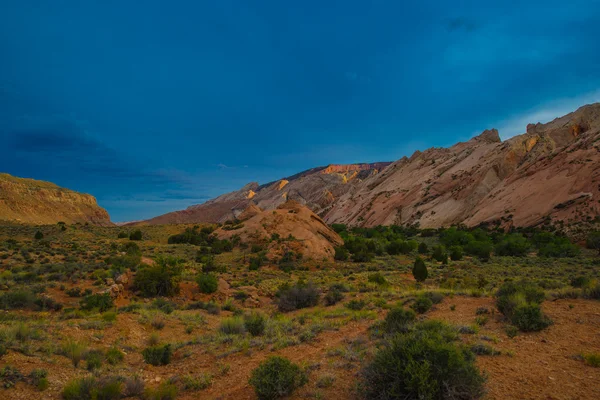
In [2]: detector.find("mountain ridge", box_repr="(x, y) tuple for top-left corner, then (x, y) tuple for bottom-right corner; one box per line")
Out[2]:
(0, 173), (112, 226)
(140, 103), (600, 231)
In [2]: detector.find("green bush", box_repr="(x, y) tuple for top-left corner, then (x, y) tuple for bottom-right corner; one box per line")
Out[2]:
(117, 231), (128, 239)
(346, 299), (367, 310)
(334, 246), (349, 261)
(510, 303), (552, 332)
(361, 321), (485, 400)
(80, 293), (114, 312)
(495, 234), (530, 257)
(367, 272), (387, 285)
(496, 281), (552, 332)
(244, 312), (266, 336)
(29, 369), (48, 391)
(431, 245), (447, 263)
(249, 356), (307, 400)
(197, 273), (218, 294)
(106, 346), (124, 365)
(587, 231), (600, 255)
(465, 240), (492, 261)
(62, 376), (123, 400)
(384, 307), (416, 334)
(277, 282), (320, 312)
(85, 349), (103, 371)
(411, 296), (433, 314)
(144, 382), (177, 400)
(219, 317), (246, 335)
(412, 257), (428, 282)
(142, 344), (172, 366)
(417, 242), (428, 254)
(134, 256), (183, 297)
(324, 286), (344, 306)
(129, 230), (143, 241)
(449, 245), (463, 261)
(34, 231), (44, 240)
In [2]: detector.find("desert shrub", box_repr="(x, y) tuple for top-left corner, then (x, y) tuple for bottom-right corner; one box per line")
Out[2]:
(424, 291), (444, 304)
(29, 368), (48, 391)
(333, 246), (349, 261)
(62, 376), (123, 400)
(0, 365), (24, 389)
(496, 281), (551, 332)
(196, 273), (218, 294)
(144, 382), (177, 400)
(277, 282), (320, 312)
(80, 293), (114, 312)
(571, 276), (591, 288)
(134, 256), (183, 297)
(34, 231), (44, 240)
(417, 242), (428, 254)
(412, 257), (428, 282)
(181, 373), (212, 390)
(449, 245), (463, 261)
(106, 346), (124, 365)
(0, 290), (36, 310)
(587, 231), (600, 255)
(219, 317), (246, 335)
(346, 299), (367, 310)
(584, 283), (600, 299)
(142, 344), (172, 366)
(129, 230), (143, 241)
(411, 296), (433, 314)
(583, 353), (600, 367)
(470, 343), (500, 356)
(361, 321), (485, 400)
(117, 231), (128, 239)
(249, 356), (307, 400)
(123, 376), (145, 397)
(367, 272), (387, 285)
(324, 286), (344, 306)
(510, 303), (552, 332)
(151, 298), (176, 314)
(61, 340), (87, 368)
(431, 245), (447, 263)
(85, 349), (103, 371)
(384, 307), (416, 334)
(244, 313), (266, 336)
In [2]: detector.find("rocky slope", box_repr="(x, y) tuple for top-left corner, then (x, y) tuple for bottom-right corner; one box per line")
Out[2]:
(140, 162), (391, 225)
(0, 173), (111, 225)
(142, 103), (600, 230)
(216, 200), (343, 261)
(325, 103), (600, 229)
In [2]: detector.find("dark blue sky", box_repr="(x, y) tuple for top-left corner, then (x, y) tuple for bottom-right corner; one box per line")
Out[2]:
(1, 1), (599, 221)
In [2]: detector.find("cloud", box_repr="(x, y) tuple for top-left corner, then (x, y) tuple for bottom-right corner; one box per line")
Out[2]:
(496, 89), (600, 139)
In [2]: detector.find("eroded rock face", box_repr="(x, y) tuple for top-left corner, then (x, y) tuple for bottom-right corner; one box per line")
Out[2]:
(324, 103), (600, 229)
(140, 103), (600, 231)
(0, 173), (111, 225)
(216, 200), (344, 261)
(140, 162), (392, 225)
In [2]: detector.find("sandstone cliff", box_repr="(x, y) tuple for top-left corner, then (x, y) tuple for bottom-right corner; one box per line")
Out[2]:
(0, 173), (111, 225)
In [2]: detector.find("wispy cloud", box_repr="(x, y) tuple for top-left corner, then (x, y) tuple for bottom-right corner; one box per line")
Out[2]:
(496, 89), (600, 139)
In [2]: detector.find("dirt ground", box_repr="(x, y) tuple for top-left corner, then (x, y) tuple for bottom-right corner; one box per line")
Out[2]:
(2, 296), (599, 400)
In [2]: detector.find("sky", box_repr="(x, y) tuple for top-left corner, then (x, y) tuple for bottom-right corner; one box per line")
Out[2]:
(1, 0), (600, 222)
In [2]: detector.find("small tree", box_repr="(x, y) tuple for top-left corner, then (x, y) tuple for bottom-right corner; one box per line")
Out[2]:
(133, 256), (182, 297)
(418, 242), (428, 254)
(129, 230), (143, 241)
(34, 231), (44, 240)
(449, 245), (463, 261)
(587, 231), (600, 255)
(412, 257), (428, 282)
(196, 273), (218, 294)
